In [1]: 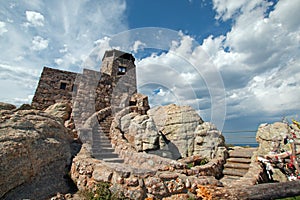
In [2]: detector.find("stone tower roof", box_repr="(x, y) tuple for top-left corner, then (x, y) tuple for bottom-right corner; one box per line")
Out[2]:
(102, 49), (135, 62)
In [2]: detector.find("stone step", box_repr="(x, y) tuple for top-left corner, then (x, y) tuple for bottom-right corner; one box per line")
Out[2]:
(226, 157), (251, 163)
(100, 147), (115, 152)
(97, 129), (110, 134)
(97, 129), (110, 133)
(93, 145), (111, 149)
(98, 126), (110, 129)
(100, 124), (110, 129)
(93, 139), (111, 144)
(222, 175), (240, 181)
(98, 139), (110, 143)
(93, 131), (109, 135)
(224, 162), (250, 169)
(96, 143), (112, 148)
(97, 133), (110, 138)
(102, 158), (124, 163)
(223, 168), (248, 177)
(93, 152), (119, 159)
(229, 148), (256, 158)
(93, 134), (109, 137)
(92, 147), (114, 153)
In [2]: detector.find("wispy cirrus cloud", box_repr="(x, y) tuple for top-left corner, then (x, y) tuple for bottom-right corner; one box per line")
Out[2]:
(0, 0), (128, 105)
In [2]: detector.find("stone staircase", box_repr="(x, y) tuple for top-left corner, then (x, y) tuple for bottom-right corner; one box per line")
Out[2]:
(221, 147), (257, 185)
(91, 116), (124, 163)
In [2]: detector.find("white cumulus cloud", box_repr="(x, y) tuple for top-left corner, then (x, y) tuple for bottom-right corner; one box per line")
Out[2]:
(131, 40), (146, 53)
(31, 36), (48, 51)
(25, 11), (45, 27)
(0, 21), (8, 35)
(206, 0), (300, 128)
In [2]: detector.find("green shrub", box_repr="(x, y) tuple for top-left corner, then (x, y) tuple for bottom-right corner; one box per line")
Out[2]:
(79, 182), (112, 200)
(199, 158), (209, 165)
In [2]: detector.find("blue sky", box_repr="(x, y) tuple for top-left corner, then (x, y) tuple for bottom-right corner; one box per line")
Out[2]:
(0, 0), (300, 138)
(126, 0), (232, 39)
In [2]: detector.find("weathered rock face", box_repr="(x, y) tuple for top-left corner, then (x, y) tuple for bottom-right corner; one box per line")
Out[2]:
(148, 105), (203, 158)
(256, 122), (294, 155)
(128, 115), (160, 151)
(0, 107), (72, 199)
(256, 122), (300, 182)
(45, 102), (72, 122)
(0, 102), (16, 110)
(120, 104), (225, 160)
(194, 122), (225, 159)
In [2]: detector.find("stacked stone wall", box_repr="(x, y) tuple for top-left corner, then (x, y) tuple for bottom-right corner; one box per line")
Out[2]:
(32, 50), (138, 128)
(95, 74), (113, 111)
(72, 69), (101, 128)
(31, 67), (77, 110)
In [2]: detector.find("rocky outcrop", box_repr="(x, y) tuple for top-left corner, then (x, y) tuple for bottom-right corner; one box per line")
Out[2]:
(0, 102), (16, 110)
(119, 104), (226, 160)
(45, 102), (72, 122)
(67, 103), (229, 199)
(0, 106), (72, 199)
(256, 122), (300, 182)
(193, 122), (226, 159)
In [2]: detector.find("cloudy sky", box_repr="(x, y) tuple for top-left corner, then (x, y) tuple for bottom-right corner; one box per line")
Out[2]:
(0, 0), (300, 140)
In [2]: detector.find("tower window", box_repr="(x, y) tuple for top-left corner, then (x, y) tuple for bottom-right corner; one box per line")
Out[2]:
(60, 82), (67, 90)
(118, 66), (126, 75)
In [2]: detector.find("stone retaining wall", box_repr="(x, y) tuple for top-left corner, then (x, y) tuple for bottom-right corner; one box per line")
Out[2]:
(71, 144), (223, 199)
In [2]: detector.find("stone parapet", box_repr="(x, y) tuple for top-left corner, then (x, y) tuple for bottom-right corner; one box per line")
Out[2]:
(71, 144), (223, 199)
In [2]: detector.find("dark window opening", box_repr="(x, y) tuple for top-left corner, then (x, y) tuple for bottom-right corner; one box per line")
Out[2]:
(60, 82), (67, 90)
(129, 101), (136, 106)
(120, 53), (133, 61)
(118, 66), (126, 75)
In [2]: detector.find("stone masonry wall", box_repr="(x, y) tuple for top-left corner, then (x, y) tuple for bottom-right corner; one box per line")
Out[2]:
(32, 50), (138, 128)
(32, 67), (77, 110)
(72, 69), (101, 128)
(95, 74), (113, 111)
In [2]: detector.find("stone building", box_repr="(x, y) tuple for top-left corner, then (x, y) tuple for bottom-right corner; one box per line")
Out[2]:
(32, 49), (137, 121)
(31, 67), (78, 110)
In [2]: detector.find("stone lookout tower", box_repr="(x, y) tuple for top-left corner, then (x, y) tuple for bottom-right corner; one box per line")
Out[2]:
(101, 49), (136, 79)
(32, 49), (138, 118)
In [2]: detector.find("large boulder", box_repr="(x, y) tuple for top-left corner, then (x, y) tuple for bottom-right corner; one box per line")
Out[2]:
(45, 102), (72, 122)
(128, 115), (160, 151)
(148, 104), (204, 158)
(120, 104), (226, 160)
(193, 122), (225, 159)
(0, 107), (72, 199)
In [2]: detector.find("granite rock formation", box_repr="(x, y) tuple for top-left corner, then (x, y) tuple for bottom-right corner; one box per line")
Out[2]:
(45, 102), (72, 122)
(0, 106), (72, 199)
(120, 104), (226, 160)
(256, 122), (300, 182)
